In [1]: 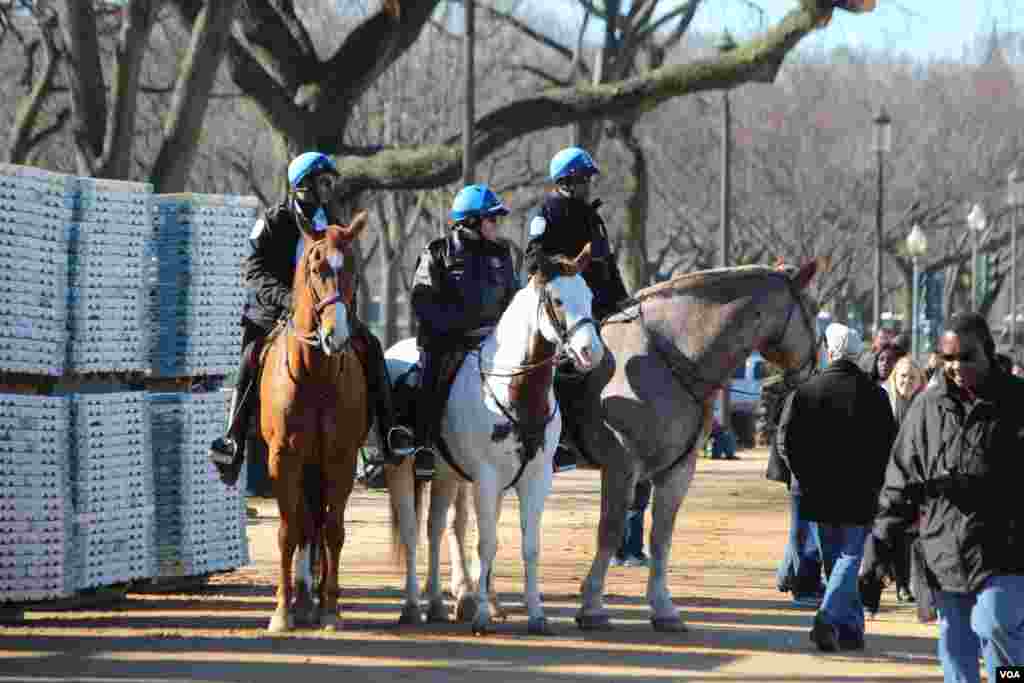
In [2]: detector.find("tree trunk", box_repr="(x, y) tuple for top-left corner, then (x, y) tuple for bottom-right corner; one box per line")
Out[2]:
(150, 0), (240, 192)
(6, 11), (64, 165)
(59, 0), (107, 175)
(617, 124), (649, 292)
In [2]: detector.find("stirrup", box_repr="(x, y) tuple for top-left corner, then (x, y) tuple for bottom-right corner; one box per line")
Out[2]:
(385, 425), (416, 462)
(553, 441), (579, 473)
(414, 446), (437, 480)
(209, 436), (238, 466)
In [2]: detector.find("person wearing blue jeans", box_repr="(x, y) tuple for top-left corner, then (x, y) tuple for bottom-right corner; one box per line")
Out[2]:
(778, 492), (825, 604)
(612, 480), (651, 567)
(814, 524), (868, 643)
(860, 313), (1024, 679)
(777, 323), (897, 652)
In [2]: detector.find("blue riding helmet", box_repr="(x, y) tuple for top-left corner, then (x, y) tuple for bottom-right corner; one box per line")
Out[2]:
(549, 147), (599, 182)
(287, 152), (339, 190)
(449, 184), (510, 222)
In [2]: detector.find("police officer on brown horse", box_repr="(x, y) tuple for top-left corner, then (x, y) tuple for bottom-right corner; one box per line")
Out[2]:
(210, 152), (415, 485)
(410, 184), (519, 466)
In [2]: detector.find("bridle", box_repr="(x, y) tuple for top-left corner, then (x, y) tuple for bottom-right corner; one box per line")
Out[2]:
(284, 240), (352, 385)
(476, 279), (598, 490)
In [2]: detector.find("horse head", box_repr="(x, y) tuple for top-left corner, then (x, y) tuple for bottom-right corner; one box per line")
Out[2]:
(757, 258), (823, 378)
(531, 243), (604, 373)
(295, 209), (368, 355)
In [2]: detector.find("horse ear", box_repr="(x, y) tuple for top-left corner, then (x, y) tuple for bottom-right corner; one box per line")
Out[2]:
(574, 242), (593, 274)
(793, 259), (818, 290)
(333, 209), (369, 243)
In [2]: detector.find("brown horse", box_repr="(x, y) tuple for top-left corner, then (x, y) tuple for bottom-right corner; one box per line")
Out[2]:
(260, 210), (369, 632)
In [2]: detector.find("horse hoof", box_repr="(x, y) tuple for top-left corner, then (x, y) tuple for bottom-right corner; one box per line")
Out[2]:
(527, 616), (556, 636)
(320, 612), (341, 632)
(456, 595), (479, 623)
(426, 600), (450, 623)
(490, 602), (509, 623)
(651, 616), (689, 633)
(267, 609), (294, 633)
(471, 619), (491, 636)
(574, 613), (613, 631)
(399, 603), (425, 625)
(292, 598), (317, 626)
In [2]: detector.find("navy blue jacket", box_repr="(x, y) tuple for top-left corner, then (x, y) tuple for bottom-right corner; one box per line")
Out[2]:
(411, 227), (517, 347)
(524, 193), (628, 320)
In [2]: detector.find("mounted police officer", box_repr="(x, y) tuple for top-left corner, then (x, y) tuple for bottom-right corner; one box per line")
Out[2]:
(524, 147), (629, 322)
(525, 147), (629, 470)
(410, 184), (519, 465)
(209, 152), (415, 485)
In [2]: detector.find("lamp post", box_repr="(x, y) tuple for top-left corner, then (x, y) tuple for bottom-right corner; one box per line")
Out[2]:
(872, 106), (892, 338)
(906, 224), (928, 361)
(967, 204), (988, 311)
(1008, 169), (1023, 352)
(718, 30), (736, 434)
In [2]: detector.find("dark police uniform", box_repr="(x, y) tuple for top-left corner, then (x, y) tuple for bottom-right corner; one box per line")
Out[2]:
(524, 193), (628, 322)
(411, 227), (518, 449)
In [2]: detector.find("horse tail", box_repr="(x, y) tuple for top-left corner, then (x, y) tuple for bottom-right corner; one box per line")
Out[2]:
(387, 467), (428, 568)
(303, 463), (324, 587)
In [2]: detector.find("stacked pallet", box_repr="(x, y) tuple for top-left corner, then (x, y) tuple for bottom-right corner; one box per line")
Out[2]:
(0, 165), (74, 376)
(149, 194), (256, 378)
(67, 179), (153, 374)
(149, 390), (248, 579)
(69, 393), (155, 589)
(0, 394), (75, 602)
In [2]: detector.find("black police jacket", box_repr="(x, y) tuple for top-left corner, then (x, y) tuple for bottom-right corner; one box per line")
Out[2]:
(241, 201), (309, 331)
(862, 371), (1024, 594)
(411, 227), (518, 347)
(524, 192), (629, 320)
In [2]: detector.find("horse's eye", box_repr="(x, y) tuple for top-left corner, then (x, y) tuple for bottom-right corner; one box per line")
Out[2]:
(553, 298), (564, 307)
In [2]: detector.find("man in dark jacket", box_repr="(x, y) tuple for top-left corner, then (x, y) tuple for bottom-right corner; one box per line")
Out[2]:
(777, 322), (897, 651)
(860, 312), (1024, 682)
(208, 152), (414, 485)
(410, 184), (519, 463)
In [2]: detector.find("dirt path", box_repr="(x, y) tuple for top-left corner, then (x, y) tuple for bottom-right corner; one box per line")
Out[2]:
(0, 448), (948, 682)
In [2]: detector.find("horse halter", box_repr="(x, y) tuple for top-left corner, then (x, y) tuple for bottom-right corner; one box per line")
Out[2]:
(539, 282), (597, 366)
(767, 278), (819, 380)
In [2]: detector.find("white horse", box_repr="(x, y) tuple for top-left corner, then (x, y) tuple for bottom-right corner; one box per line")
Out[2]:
(385, 245), (604, 635)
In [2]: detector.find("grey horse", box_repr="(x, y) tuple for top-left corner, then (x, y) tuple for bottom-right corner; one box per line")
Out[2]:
(568, 260), (821, 631)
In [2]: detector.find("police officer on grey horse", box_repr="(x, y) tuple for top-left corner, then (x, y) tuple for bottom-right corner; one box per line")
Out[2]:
(409, 184), (519, 468)
(209, 152), (415, 485)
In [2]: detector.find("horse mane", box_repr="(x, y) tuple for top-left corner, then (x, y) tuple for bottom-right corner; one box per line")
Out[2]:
(532, 254), (579, 284)
(632, 264), (788, 302)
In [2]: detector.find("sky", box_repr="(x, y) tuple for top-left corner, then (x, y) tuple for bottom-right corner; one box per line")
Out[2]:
(544, 1), (1024, 63)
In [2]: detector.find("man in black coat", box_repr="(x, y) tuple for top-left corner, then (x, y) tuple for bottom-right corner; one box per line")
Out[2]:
(860, 313), (1024, 681)
(777, 322), (897, 652)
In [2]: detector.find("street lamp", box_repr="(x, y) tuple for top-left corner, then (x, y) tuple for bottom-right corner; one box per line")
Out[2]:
(906, 224), (928, 361)
(1007, 169), (1024, 352)
(967, 203), (988, 311)
(717, 30), (737, 434)
(872, 106), (892, 338)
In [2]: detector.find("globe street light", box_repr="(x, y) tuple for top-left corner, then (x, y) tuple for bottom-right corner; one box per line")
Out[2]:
(967, 204), (988, 311)
(906, 223), (928, 360)
(1008, 169), (1024, 352)
(872, 106), (892, 337)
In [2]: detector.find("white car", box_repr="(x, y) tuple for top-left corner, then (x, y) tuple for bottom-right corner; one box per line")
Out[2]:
(728, 351), (767, 415)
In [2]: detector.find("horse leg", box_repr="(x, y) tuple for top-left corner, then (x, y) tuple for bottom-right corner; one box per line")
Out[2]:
(469, 473), (500, 635)
(647, 454), (696, 632)
(424, 477), (458, 623)
(447, 482), (474, 608)
(292, 544), (316, 626)
(320, 492), (345, 631)
(518, 460), (555, 636)
(387, 458), (423, 624)
(270, 464), (302, 632)
(486, 490), (507, 623)
(576, 466), (635, 631)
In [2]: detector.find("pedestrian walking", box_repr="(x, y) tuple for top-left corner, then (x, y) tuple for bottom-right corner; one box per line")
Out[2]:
(777, 323), (898, 652)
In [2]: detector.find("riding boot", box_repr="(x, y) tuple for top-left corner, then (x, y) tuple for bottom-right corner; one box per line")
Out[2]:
(359, 327), (415, 465)
(209, 338), (261, 487)
(552, 364), (580, 472)
(413, 349), (442, 472)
